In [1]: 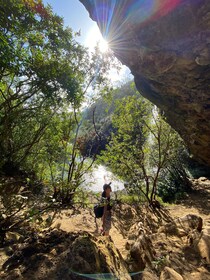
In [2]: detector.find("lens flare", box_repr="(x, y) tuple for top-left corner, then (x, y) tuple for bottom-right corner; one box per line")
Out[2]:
(99, 38), (109, 52)
(88, 0), (182, 53)
(125, 0), (156, 24)
(85, 25), (109, 53)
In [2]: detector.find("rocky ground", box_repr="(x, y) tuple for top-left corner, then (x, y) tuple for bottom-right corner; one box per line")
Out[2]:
(0, 178), (210, 279)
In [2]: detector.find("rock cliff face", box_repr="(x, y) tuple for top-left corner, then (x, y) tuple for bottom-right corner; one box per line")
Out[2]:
(80, 0), (210, 167)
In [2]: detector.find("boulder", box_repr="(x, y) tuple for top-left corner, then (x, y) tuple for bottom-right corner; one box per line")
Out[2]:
(160, 267), (184, 280)
(197, 233), (210, 263)
(142, 269), (159, 280)
(159, 214), (203, 237)
(130, 233), (156, 270)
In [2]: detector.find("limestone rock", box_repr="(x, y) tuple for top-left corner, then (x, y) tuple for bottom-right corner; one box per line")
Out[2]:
(158, 214), (203, 237)
(2, 230), (131, 280)
(4, 268), (23, 280)
(160, 267), (184, 280)
(5, 231), (24, 243)
(80, 0), (210, 167)
(188, 269), (210, 280)
(125, 240), (134, 250)
(197, 233), (210, 263)
(130, 233), (156, 270)
(142, 269), (159, 280)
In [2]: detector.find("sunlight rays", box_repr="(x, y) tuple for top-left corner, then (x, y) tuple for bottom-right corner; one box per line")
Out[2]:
(88, 0), (182, 54)
(99, 38), (109, 52)
(85, 24), (109, 52)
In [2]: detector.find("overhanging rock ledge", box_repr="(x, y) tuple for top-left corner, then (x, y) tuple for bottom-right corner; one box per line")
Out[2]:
(80, 0), (210, 167)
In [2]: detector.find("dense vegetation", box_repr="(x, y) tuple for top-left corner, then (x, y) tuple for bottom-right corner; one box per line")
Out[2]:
(0, 0), (114, 179)
(98, 90), (192, 204)
(81, 82), (194, 204)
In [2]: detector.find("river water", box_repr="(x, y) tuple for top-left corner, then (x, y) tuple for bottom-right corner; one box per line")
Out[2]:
(84, 165), (125, 192)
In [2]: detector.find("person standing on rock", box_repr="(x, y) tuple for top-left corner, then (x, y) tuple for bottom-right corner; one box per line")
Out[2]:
(101, 183), (112, 236)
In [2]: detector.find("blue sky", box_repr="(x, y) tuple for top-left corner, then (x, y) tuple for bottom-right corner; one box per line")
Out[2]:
(42, 0), (131, 82)
(43, 0), (97, 45)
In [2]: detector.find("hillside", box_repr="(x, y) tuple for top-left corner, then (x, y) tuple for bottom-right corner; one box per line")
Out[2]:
(79, 81), (137, 156)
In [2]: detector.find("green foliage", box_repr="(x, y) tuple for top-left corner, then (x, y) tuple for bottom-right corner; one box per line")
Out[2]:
(157, 148), (192, 203)
(99, 91), (184, 203)
(73, 187), (91, 208)
(0, 0), (117, 215)
(0, 0), (83, 172)
(152, 256), (168, 272)
(79, 81), (136, 156)
(0, 0), (114, 178)
(117, 194), (144, 204)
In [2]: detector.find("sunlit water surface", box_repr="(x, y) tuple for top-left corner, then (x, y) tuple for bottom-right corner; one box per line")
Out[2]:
(83, 165), (124, 192)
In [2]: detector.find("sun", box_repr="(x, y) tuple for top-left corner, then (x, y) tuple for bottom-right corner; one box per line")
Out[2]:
(98, 38), (109, 53)
(85, 25), (109, 53)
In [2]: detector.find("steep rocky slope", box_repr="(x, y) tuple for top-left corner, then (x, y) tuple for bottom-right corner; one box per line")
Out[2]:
(80, 0), (210, 167)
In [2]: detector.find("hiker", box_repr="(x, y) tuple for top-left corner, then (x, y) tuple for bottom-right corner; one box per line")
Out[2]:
(101, 183), (112, 236)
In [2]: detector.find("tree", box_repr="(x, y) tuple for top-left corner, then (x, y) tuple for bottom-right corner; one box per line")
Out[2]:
(0, 0), (119, 243)
(79, 81), (137, 156)
(157, 146), (192, 203)
(0, 0), (114, 175)
(100, 92), (183, 204)
(32, 108), (100, 205)
(0, 0), (81, 172)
